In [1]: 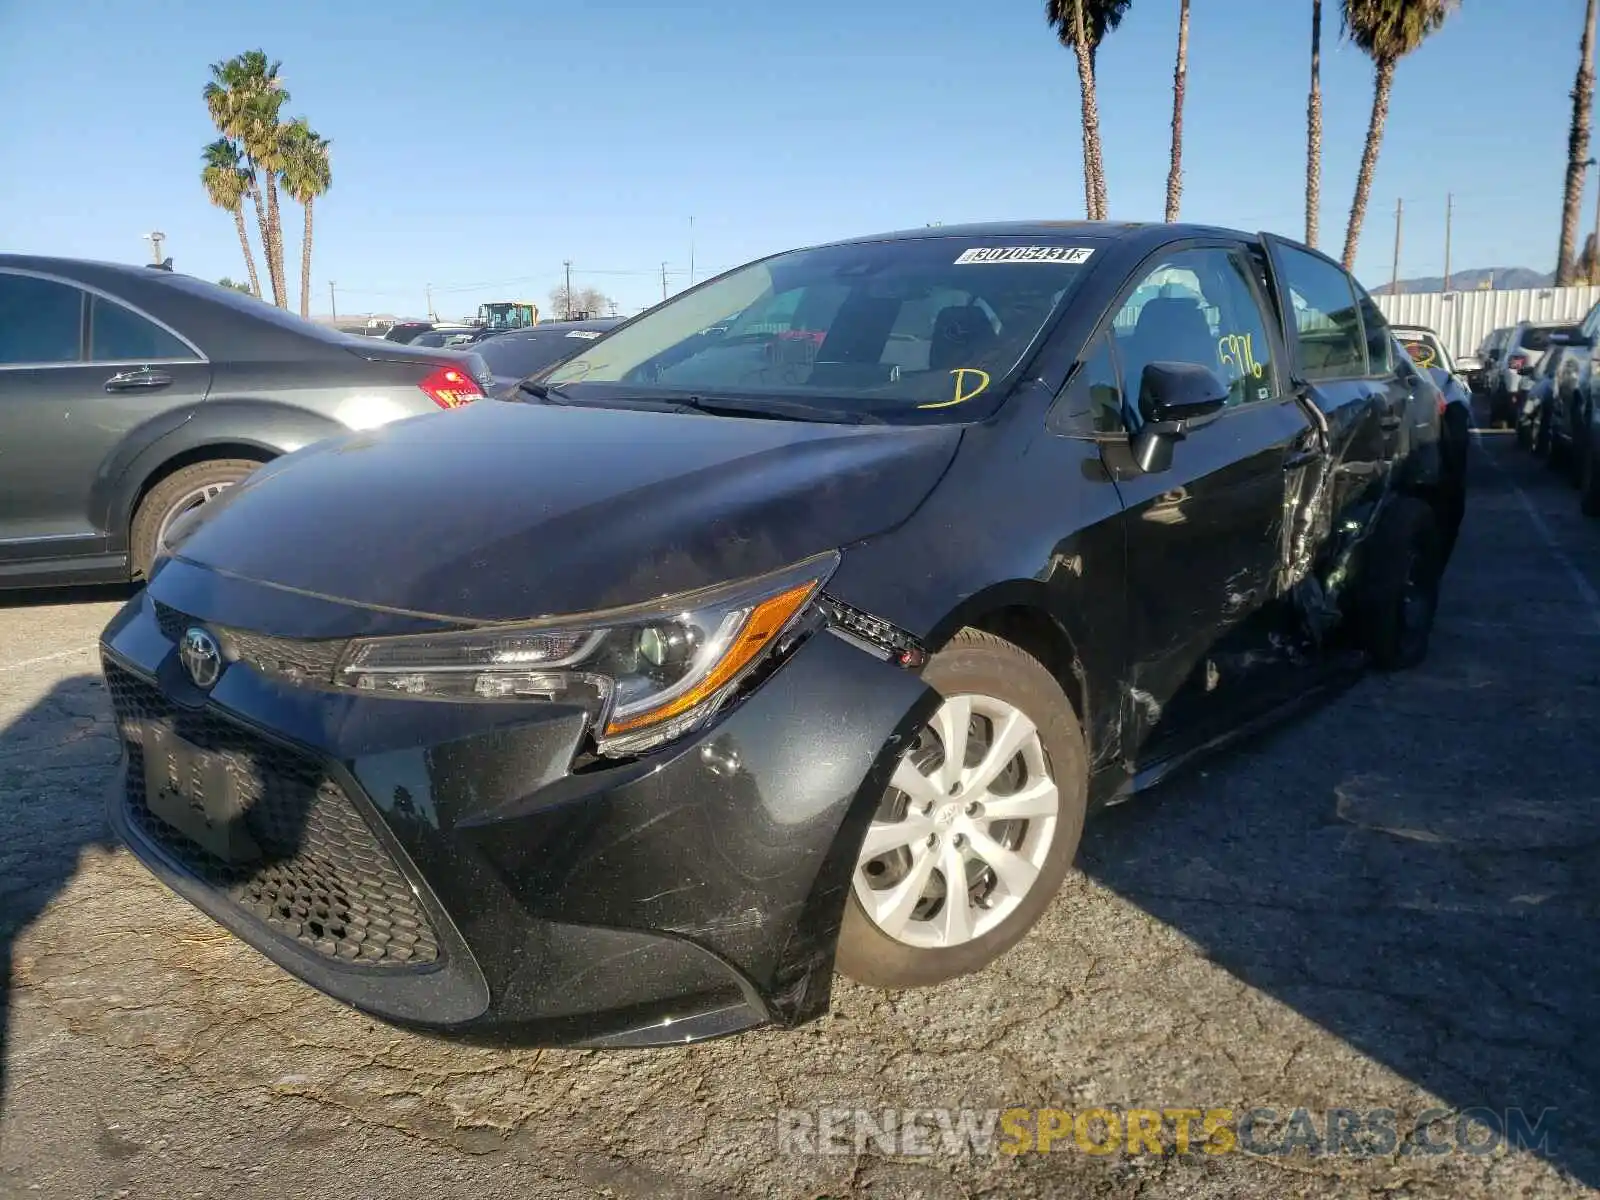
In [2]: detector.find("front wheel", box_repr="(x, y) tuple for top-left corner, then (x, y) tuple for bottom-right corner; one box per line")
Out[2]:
(835, 630), (1088, 989)
(130, 459), (260, 579)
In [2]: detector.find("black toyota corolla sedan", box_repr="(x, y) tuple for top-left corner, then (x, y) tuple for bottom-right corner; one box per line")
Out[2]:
(102, 221), (1461, 1047)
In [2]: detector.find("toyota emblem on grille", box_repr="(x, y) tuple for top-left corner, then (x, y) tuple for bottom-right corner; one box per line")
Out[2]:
(179, 627), (223, 689)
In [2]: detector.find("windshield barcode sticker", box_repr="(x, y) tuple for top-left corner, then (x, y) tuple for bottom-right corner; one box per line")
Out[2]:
(954, 246), (1094, 265)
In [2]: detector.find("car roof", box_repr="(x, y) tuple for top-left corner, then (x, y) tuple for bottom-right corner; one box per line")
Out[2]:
(807, 219), (1296, 255)
(1391, 324), (1439, 336)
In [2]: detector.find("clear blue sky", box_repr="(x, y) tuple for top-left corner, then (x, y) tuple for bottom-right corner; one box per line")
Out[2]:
(0, 0), (1587, 318)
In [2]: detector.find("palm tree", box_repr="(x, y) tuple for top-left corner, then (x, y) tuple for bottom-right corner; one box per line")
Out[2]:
(1046, 0), (1133, 220)
(1165, 0), (1190, 222)
(1339, 0), (1457, 270)
(201, 138), (263, 300)
(203, 51), (290, 307)
(1307, 0), (1324, 246)
(279, 120), (333, 319)
(1557, 0), (1599, 285)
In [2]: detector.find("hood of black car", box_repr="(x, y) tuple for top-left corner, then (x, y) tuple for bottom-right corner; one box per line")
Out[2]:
(169, 399), (962, 622)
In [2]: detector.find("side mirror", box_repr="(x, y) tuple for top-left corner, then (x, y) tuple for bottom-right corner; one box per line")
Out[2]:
(1131, 362), (1230, 473)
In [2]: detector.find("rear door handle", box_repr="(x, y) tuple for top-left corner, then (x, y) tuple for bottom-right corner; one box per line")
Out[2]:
(105, 368), (173, 392)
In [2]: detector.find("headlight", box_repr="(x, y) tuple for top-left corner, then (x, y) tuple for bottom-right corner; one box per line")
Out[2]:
(335, 551), (839, 756)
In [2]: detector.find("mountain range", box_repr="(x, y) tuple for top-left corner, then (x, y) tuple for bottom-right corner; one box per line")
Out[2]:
(1372, 267), (1555, 295)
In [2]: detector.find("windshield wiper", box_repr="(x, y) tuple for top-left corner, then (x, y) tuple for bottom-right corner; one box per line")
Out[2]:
(674, 395), (886, 425)
(516, 379), (572, 402)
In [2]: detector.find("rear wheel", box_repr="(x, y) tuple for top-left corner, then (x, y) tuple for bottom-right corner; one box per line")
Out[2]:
(130, 459), (260, 579)
(835, 630), (1088, 989)
(1353, 497), (1442, 671)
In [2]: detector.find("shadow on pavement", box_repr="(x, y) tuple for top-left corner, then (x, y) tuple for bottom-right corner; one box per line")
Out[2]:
(0, 584), (136, 612)
(0, 675), (120, 1121)
(1079, 437), (1600, 1187)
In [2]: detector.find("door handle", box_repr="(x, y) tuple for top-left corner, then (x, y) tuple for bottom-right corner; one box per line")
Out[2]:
(105, 368), (173, 392)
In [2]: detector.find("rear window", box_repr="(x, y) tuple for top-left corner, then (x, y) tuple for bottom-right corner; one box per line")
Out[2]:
(544, 238), (1099, 418)
(1519, 326), (1557, 352)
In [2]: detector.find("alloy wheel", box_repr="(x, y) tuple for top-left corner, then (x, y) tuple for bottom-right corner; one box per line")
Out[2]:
(156, 482), (234, 551)
(853, 693), (1059, 949)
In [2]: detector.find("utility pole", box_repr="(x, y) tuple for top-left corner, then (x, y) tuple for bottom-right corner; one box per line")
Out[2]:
(661, 262), (669, 302)
(425, 283), (435, 321)
(328, 281), (337, 321)
(1443, 194), (1453, 292)
(689, 216), (696, 285)
(1589, 158), (1600, 284)
(563, 260), (573, 318)
(141, 231), (166, 264)
(1390, 198), (1403, 296)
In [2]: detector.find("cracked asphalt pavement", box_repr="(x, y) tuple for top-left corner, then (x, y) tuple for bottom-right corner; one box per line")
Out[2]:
(2, 428), (1597, 1199)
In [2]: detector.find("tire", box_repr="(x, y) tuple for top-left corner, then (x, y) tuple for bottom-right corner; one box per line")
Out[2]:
(129, 459), (260, 579)
(835, 629), (1088, 989)
(1353, 496), (1443, 671)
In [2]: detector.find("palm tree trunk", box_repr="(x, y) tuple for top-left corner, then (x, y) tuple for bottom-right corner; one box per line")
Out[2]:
(1070, 0), (1105, 220)
(300, 198), (314, 319)
(1306, 0), (1323, 247)
(1342, 56), (1395, 271)
(1165, 0), (1190, 223)
(265, 178), (288, 309)
(248, 174), (281, 307)
(1558, 0), (1599, 285)
(232, 206), (263, 299)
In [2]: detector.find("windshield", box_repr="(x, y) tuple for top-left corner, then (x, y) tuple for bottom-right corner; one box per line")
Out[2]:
(542, 237), (1099, 418)
(477, 327), (609, 378)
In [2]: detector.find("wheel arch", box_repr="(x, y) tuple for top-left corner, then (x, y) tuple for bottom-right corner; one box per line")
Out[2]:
(93, 399), (347, 544)
(923, 581), (1093, 745)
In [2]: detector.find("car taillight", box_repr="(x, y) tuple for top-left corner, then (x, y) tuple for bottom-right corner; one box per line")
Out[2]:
(418, 365), (483, 409)
(1509, 354), (1528, 371)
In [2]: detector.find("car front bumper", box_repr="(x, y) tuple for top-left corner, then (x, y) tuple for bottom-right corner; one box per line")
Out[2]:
(101, 560), (933, 1046)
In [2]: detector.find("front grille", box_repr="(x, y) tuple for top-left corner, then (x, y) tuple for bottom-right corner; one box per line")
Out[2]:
(105, 660), (440, 969)
(152, 600), (348, 684)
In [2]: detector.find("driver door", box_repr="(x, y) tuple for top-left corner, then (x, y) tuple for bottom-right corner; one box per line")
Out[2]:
(1099, 242), (1316, 766)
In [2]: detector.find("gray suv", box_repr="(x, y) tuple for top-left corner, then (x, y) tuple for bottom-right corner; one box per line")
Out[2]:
(1487, 321), (1567, 428)
(0, 256), (493, 589)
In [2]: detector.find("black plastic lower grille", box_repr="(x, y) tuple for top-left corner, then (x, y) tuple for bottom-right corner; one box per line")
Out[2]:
(105, 660), (439, 968)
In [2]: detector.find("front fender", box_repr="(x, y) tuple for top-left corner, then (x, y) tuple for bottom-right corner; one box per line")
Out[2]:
(91, 398), (348, 537)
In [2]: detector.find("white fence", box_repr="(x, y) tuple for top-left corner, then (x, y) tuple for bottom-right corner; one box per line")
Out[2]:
(1374, 285), (1600, 358)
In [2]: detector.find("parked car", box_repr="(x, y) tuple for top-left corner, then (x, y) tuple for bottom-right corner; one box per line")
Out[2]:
(407, 324), (476, 348)
(103, 222), (1459, 1047)
(1393, 324), (1470, 550)
(1470, 326), (1511, 397)
(473, 317), (625, 395)
(381, 320), (437, 344)
(1547, 306), (1600, 515)
(0, 256), (494, 587)
(1513, 342), (1575, 455)
(1487, 321), (1569, 428)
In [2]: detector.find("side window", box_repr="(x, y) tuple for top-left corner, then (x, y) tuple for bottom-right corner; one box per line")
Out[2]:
(1355, 286), (1393, 373)
(1273, 246), (1368, 380)
(1055, 332), (1125, 433)
(89, 296), (195, 362)
(0, 273), (83, 364)
(1110, 247), (1277, 412)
